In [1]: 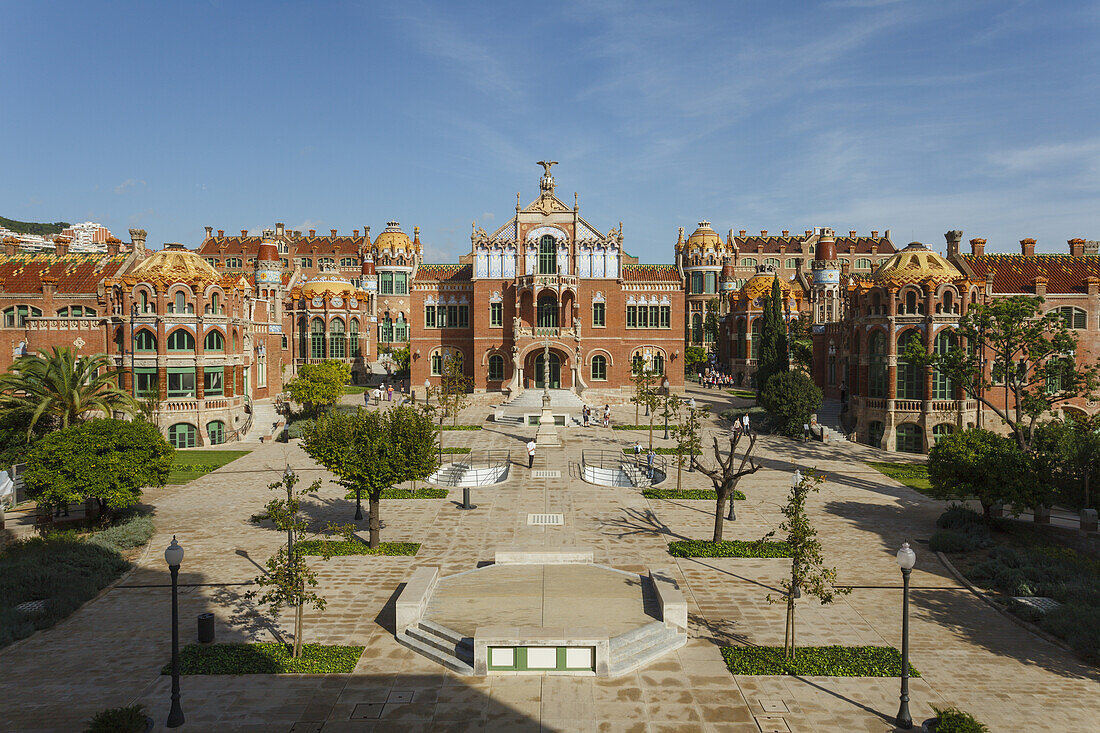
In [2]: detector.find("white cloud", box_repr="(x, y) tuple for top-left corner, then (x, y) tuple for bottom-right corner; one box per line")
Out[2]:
(114, 178), (146, 194)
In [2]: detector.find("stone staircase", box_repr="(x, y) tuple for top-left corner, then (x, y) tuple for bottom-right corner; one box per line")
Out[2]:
(431, 462), (469, 486)
(620, 461), (652, 488)
(496, 389), (585, 426)
(397, 619), (474, 675)
(814, 399), (848, 442)
(608, 621), (686, 676)
(241, 400), (281, 443)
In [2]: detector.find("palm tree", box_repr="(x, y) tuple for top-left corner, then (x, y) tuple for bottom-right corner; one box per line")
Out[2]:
(0, 347), (137, 437)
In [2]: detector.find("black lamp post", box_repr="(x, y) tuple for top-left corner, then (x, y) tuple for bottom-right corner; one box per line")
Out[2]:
(164, 536), (185, 729)
(896, 541), (917, 730)
(662, 378), (671, 440)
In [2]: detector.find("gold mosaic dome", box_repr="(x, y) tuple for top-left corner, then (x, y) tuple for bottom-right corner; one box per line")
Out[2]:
(873, 242), (961, 287)
(373, 221), (411, 250)
(128, 246), (219, 287)
(739, 268), (799, 300)
(301, 273), (357, 298)
(686, 220), (721, 248)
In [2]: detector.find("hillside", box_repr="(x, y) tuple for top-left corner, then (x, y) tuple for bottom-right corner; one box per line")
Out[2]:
(0, 216), (71, 237)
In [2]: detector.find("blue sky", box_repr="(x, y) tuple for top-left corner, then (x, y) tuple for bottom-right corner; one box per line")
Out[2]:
(2, 0), (1098, 261)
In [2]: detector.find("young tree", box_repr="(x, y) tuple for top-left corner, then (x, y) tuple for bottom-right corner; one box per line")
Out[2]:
(754, 278), (790, 390)
(439, 352), (472, 426)
(766, 469), (850, 659)
(704, 299), (721, 353)
(915, 295), (1099, 452)
(0, 347), (136, 437)
(787, 314), (814, 372)
(301, 405), (437, 547)
(760, 371), (823, 437)
(630, 362), (660, 437)
(23, 418), (173, 518)
(390, 345), (411, 374)
(927, 428), (1032, 520)
(247, 469), (350, 658)
(1031, 416), (1100, 511)
(692, 430), (761, 541)
(286, 361), (351, 417)
(684, 346), (708, 375)
(673, 404), (705, 491)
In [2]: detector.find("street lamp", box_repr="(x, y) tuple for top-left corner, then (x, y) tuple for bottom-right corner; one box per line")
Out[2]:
(662, 378), (671, 440)
(426, 378), (442, 465)
(164, 536), (185, 729)
(896, 541), (917, 730)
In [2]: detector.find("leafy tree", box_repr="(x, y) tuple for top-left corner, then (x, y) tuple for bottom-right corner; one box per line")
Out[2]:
(629, 361), (661, 441)
(766, 469), (850, 659)
(914, 295), (1098, 452)
(390, 345), (411, 373)
(684, 346), (708, 374)
(704, 299), (721, 352)
(673, 403), (706, 491)
(439, 352), (471, 426)
(0, 408), (49, 469)
(0, 216), (71, 236)
(927, 428), (1034, 520)
(300, 405), (437, 547)
(0, 347), (136, 438)
(760, 371), (822, 437)
(1029, 416), (1100, 511)
(755, 278), (790, 390)
(247, 469), (351, 658)
(693, 430), (762, 541)
(787, 315), (814, 372)
(286, 361), (350, 416)
(23, 418), (173, 517)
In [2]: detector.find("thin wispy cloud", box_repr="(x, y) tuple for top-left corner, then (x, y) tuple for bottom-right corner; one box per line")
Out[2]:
(114, 178), (145, 194)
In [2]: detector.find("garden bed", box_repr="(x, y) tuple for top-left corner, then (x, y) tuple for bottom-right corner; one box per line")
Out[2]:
(166, 642), (364, 674)
(167, 450), (251, 484)
(613, 424), (680, 431)
(668, 539), (790, 558)
(621, 447), (682, 456)
(721, 645), (919, 677)
(643, 489), (745, 500)
(865, 461), (931, 495)
(441, 425), (482, 431)
(342, 488), (450, 499)
(296, 540), (420, 556)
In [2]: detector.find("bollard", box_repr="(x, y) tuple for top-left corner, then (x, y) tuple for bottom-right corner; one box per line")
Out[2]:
(197, 613), (215, 644)
(459, 487), (476, 511)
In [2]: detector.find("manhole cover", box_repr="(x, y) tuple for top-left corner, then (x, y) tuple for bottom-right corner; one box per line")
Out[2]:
(15, 600), (46, 614)
(351, 703), (384, 720)
(1013, 596), (1061, 614)
(527, 513), (564, 526)
(758, 699), (789, 713)
(755, 716), (791, 733)
(387, 690), (414, 703)
(532, 470), (560, 478)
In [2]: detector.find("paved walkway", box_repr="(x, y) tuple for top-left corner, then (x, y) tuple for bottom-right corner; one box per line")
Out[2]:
(1, 385), (1098, 732)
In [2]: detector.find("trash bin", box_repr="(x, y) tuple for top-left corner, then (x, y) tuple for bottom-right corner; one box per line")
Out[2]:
(197, 612), (215, 644)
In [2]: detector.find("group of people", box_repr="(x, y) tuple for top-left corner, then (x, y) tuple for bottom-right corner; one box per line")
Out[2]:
(580, 404), (612, 428)
(699, 369), (734, 389)
(632, 442), (658, 478)
(369, 383), (397, 404)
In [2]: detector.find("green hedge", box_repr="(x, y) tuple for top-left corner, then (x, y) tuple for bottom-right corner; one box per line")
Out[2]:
(721, 645), (920, 677)
(643, 489), (745, 500)
(726, 389), (756, 399)
(613, 424), (680, 431)
(441, 447), (472, 454)
(296, 540), (420, 556)
(344, 488), (449, 499)
(166, 642), (363, 674)
(442, 425), (482, 431)
(932, 706), (989, 733)
(668, 539), (790, 558)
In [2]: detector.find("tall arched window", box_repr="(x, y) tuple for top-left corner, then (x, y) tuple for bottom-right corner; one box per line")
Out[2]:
(896, 423), (923, 454)
(896, 330), (924, 400)
(869, 331), (887, 398)
(135, 329), (157, 351)
(591, 354), (607, 381)
(1055, 306), (1087, 329)
(750, 319), (762, 359)
(139, 290), (153, 314)
(204, 329), (224, 351)
(692, 313), (703, 343)
(209, 292), (220, 314)
(330, 318), (346, 358)
(735, 319), (746, 359)
(168, 423), (197, 449)
(207, 420), (225, 446)
(310, 318), (325, 359)
(537, 295), (558, 328)
(488, 354), (505, 381)
(652, 352), (665, 375)
(932, 330), (957, 399)
(167, 329), (195, 352)
(538, 235), (556, 274)
(350, 318), (361, 357)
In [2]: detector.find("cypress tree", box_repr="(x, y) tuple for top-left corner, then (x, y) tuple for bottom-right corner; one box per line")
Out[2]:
(756, 277), (789, 389)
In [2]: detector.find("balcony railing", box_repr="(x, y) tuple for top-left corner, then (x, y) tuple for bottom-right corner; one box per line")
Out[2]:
(515, 325), (579, 339)
(894, 399), (922, 411)
(518, 273), (578, 290)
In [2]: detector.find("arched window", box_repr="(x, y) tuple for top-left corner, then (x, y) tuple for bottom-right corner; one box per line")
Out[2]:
(488, 354), (505, 381)
(350, 318), (361, 357)
(691, 313), (703, 343)
(896, 330), (924, 400)
(206, 420), (225, 446)
(740, 257), (758, 267)
(310, 318), (325, 359)
(631, 353), (645, 374)
(785, 258), (799, 269)
(932, 330), (957, 399)
(871, 292), (882, 315)
(652, 352), (665, 375)
(209, 292), (220, 314)
(167, 329), (195, 352)
(203, 329), (224, 351)
(591, 354), (607, 381)
(171, 291), (193, 314)
(537, 295), (558, 328)
(750, 319), (762, 359)
(431, 351), (443, 376)
(896, 423), (923, 454)
(3, 305), (42, 327)
(932, 423), (956, 445)
(941, 290), (954, 314)
(856, 258), (872, 270)
(1055, 306), (1087, 329)
(735, 319), (746, 359)
(903, 290), (918, 314)
(867, 420), (885, 448)
(869, 331), (887, 398)
(139, 290), (153, 314)
(57, 306), (95, 317)
(330, 318), (346, 358)
(134, 329), (157, 351)
(379, 316), (394, 343)
(538, 235), (556, 275)
(763, 258), (780, 268)
(168, 423), (197, 449)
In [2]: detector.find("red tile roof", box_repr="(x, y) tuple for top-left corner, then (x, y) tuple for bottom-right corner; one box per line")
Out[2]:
(621, 264), (682, 283)
(0, 253), (129, 294)
(962, 254), (1100, 294)
(413, 264), (472, 282)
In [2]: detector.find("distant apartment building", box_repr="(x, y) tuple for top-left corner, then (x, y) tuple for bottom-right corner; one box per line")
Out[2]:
(60, 222), (112, 253)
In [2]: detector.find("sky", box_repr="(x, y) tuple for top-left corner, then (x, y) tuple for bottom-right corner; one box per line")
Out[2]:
(2, 0), (1098, 261)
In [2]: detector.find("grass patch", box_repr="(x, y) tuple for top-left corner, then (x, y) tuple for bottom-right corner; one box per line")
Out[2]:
(441, 424), (482, 430)
(166, 642), (363, 674)
(343, 487), (450, 499)
(866, 461), (931, 494)
(167, 450), (250, 484)
(296, 540), (420, 556)
(612, 424), (680, 431)
(726, 389), (756, 399)
(441, 446), (472, 454)
(668, 539), (790, 558)
(721, 645), (919, 677)
(643, 489), (745, 500)
(342, 385), (369, 394)
(933, 706), (989, 733)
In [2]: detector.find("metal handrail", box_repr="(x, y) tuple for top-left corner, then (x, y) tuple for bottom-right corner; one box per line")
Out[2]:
(582, 449), (668, 473)
(226, 395), (254, 443)
(432, 449), (511, 487)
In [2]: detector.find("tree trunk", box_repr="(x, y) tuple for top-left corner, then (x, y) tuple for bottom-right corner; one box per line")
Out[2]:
(635, 403), (639, 424)
(676, 453), (682, 492)
(726, 485), (736, 521)
(712, 494), (726, 542)
(292, 596), (303, 658)
(784, 594), (795, 659)
(981, 501), (991, 522)
(1085, 469), (1091, 510)
(368, 497), (381, 548)
(649, 410), (654, 450)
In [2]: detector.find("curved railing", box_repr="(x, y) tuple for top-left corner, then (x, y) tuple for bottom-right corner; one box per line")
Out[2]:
(428, 449), (511, 487)
(581, 449), (667, 488)
(226, 395), (254, 443)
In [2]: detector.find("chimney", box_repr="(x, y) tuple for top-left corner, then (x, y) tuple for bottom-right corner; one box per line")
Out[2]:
(106, 238), (120, 256)
(309, 229), (316, 237)
(1020, 238), (1036, 257)
(217, 229), (224, 238)
(945, 230), (963, 259)
(804, 229), (812, 238)
(760, 230), (768, 236)
(970, 238), (986, 256)
(849, 230), (857, 238)
(276, 222), (285, 236)
(739, 230), (747, 237)
(884, 229), (892, 240)
(54, 236), (70, 256)
(1069, 238), (1086, 257)
(1085, 240), (1100, 256)
(871, 230), (879, 238)
(4, 237), (18, 256)
(330, 228), (337, 237)
(129, 228), (147, 255)
(204, 226), (213, 240)
(353, 229), (359, 238)
(781, 230), (789, 237)
(240, 229), (248, 237)
(1033, 274), (1047, 297)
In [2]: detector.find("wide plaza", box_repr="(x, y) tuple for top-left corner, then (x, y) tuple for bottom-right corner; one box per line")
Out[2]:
(1, 384), (1097, 733)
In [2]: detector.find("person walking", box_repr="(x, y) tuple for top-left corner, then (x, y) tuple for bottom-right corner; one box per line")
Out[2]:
(803, 422), (811, 441)
(583, 405), (590, 427)
(603, 405), (611, 428)
(633, 442), (642, 465)
(741, 413), (750, 435)
(646, 448), (655, 479)
(527, 439), (537, 469)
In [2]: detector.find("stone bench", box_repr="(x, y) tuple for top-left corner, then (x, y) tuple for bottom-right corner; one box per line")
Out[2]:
(494, 546), (594, 564)
(395, 566), (439, 633)
(648, 569), (688, 630)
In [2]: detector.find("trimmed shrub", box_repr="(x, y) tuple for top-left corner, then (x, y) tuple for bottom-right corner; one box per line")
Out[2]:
(932, 706), (989, 733)
(1039, 603), (1100, 663)
(296, 540), (420, 556)
(83, 704), (149, 733)
(668, 539), (791, 558)
(87, 513), (155, 552)
(929, 529), (987, 553)
(643, 489), (745, 500)
(758, 371), (822, 438)
(721, 645), (919, 677)
(937, 505), (985, 530)
(612, 424), (681, 431)
(167, 642), (363, 674)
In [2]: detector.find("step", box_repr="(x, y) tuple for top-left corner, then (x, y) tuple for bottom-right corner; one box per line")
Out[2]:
(609, 620), (667, 651)
(397, 631), (475, 675)
(418, 619), (467, 646)
(405, 625), (474, 663)
(610, 621), (677, 660)
(609, 630), (686, 676)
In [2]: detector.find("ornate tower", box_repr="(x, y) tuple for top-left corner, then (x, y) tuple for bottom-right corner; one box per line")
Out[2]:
(255, 229), (284, 320)
(810, 227), (841, 324)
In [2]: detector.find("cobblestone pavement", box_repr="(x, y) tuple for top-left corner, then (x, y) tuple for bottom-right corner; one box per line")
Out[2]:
(1, 386), (1098, 732)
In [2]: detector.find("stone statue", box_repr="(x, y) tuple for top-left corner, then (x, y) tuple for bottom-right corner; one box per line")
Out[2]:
(536, 160), (558, 175)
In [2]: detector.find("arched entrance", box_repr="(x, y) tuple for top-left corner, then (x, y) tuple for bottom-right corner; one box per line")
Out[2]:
(534, 352), (561, 389)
